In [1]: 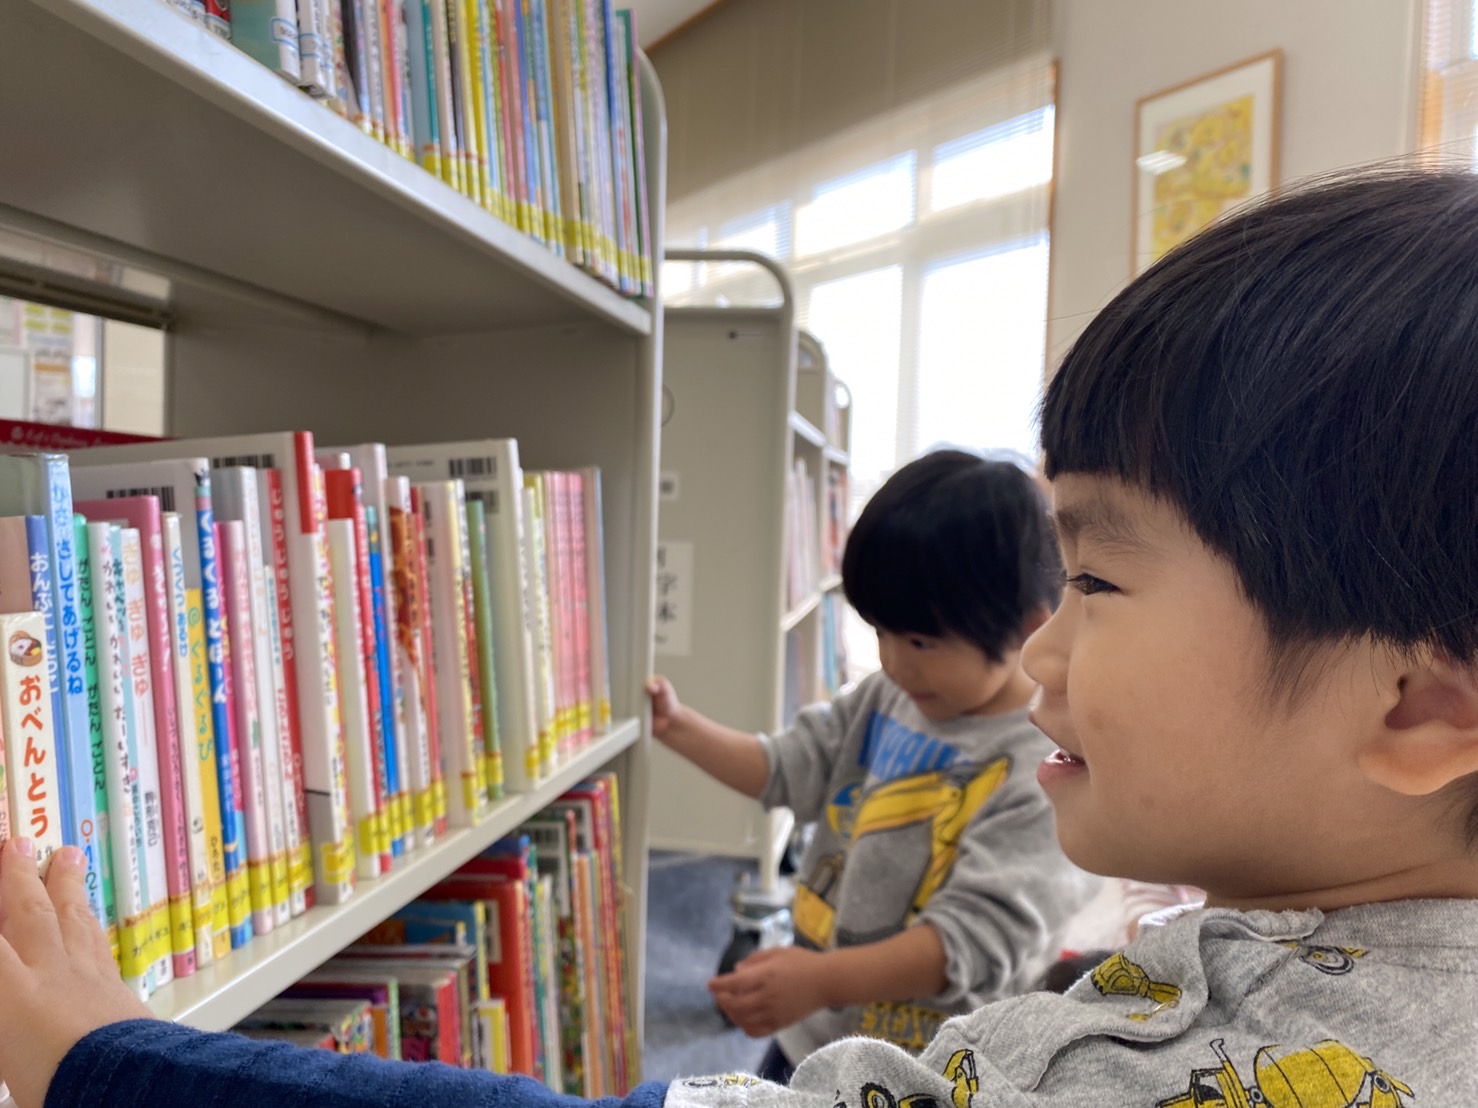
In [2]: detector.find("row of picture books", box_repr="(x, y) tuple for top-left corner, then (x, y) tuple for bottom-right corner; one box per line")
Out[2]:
(0, 419), (615, 1008)
(820, 592), (848, 699)
(167, 0), (654, 298)
(232, 782), (637, 1095)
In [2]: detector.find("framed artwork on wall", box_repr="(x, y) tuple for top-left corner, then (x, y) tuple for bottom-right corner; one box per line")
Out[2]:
(1133, 49), (1282, 275)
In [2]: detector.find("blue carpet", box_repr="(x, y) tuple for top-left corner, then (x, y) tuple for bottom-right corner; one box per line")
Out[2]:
(642, 851), (770, 1082)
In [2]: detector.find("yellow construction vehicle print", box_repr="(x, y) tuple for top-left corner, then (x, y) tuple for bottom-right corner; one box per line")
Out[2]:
(796, 758), (1013, 949)
(1277, 943), (1367, 976)
(854, 1049), (980, 1108)
(1157, 1038), (1413, 1107)
(1091, 953), (1182, 1021)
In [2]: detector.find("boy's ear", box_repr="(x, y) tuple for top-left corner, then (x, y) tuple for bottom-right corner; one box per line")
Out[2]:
(1361, 656), (1478, 796)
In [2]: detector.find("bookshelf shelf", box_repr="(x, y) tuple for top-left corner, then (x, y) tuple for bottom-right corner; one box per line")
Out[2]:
(824, 446), (849, 466)
(147, 719), (641, 1031)
(781, 593), (822, 632)
(819, 574), (843, 593)
(0, 0), (651, 337)
(789, 412), (826, 448)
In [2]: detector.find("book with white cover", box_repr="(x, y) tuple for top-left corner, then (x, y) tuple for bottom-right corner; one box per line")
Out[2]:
(385, 440), (539, 791)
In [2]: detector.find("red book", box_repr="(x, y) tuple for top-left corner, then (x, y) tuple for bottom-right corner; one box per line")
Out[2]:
(421, 872), (537, 1078)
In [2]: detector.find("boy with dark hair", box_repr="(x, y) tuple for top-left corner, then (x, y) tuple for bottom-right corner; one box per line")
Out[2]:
(646, 449), (1095, 1080)
(3, 168), (1478, 1106)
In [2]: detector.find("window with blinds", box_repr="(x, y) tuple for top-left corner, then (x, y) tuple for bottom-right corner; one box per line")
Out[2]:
(1423, 0), (1478, 162)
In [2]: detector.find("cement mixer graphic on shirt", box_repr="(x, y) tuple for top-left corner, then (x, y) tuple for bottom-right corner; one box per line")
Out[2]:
(1157, 1038), (1413, 1108)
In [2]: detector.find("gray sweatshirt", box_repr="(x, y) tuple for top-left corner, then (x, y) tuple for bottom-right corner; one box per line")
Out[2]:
(668, 898), (1478, 1107)
(758, 671), (1100, 1064)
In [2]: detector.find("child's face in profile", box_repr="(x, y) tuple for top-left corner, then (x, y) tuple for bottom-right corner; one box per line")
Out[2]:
(1022, 473), (1411, 905)
(875, 628), (1025, 722)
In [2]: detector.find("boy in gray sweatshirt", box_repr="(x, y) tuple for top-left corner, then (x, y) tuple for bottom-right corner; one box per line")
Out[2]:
(647, 452), (1099, 1079)
(4, 169), (1478, 1107)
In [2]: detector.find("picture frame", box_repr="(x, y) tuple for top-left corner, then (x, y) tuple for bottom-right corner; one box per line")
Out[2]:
(1132, 50), (1282, 275)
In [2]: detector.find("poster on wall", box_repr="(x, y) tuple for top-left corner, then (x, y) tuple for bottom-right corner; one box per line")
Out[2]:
(20, 302), (74, 425)
(1133, 50), (1282, 275)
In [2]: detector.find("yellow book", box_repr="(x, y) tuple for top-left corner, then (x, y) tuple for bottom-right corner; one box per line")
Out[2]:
(186, 589), (233, 960)
(464, 0), (492, 210)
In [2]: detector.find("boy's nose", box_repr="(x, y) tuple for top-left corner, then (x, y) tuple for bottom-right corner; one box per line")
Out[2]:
(1022, 602), (1070, 692)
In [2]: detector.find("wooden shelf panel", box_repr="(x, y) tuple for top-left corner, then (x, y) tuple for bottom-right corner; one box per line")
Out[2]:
(147, 719), (641, 1031)
(0, 0), (651, 337)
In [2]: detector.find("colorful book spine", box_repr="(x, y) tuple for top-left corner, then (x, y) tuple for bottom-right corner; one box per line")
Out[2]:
(405, 0), (443, 176)
(230, 0), (302, 81)
(61, 515), (116, 959)
(325, 470), (390, 871)
(0, 456), (109, 931)
(113, 525), (164, 998)
(182, 567), (231, 960)
(218, 520), (280, 934)
(75, 496), (197, 980)
(408, 493), (446, 835)
(326, 516), (383, 880)
(162, 512), (220, 966)
(419, 481), (483, 826)
(366, 507), (408, 856)
(87, 523), (150, 997)
(0, 610), (64, 871)
(428, 0), (461, 190)
(260, 468), (312, 915)
(386, 479), (435, 848)
(580, 467), (611, 732)
(451, 0), (484, 204)
(465, 498), (503, 802)
(119, 527), (177, 992)
(521, 483), (556, 774)
(216, 472), (291, 929)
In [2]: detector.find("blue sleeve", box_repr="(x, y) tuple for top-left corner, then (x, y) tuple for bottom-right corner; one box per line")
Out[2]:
(46, 1020), (672, 1108)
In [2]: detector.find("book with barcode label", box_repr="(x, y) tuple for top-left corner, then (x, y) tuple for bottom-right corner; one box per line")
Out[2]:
(386, 440), (539, 791)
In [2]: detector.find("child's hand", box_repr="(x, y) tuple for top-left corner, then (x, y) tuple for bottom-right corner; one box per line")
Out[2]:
(0, 838), (156, 1108)
(708, 946), (833, 1038)
(645, 675), (685, 741)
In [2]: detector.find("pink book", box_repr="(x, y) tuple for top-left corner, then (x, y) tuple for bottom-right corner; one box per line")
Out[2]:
(568, 473), (593, 748)
(261, 469), (312, 913)
(76, 496), (195, 979)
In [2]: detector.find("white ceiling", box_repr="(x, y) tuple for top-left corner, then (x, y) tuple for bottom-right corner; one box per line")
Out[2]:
(624, 0), (723, 48)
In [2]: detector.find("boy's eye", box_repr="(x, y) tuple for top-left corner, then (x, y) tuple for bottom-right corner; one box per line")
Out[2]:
(1065, 572), (1116, 596)
(908, 636), (936, 650)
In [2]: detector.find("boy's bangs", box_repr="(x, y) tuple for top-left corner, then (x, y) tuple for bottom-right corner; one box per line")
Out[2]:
(842, 518), (947, 640)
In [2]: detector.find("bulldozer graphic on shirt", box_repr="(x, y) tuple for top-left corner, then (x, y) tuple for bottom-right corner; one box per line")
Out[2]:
(1158, 1038), (1413, 1107)
(791, 757), (1012, 949)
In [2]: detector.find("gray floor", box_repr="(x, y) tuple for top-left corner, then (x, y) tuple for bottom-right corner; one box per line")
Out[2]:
(642, 851), (770, 1082)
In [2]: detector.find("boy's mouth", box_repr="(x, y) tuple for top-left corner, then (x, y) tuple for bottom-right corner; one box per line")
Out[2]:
(1044, 749), (1086, 767)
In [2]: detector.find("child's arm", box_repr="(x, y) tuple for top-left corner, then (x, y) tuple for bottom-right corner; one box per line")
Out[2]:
(707, 925), (948, 1039)
(646, 676), (770, 798)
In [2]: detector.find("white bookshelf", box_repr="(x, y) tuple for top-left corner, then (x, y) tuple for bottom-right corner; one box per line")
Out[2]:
(0, 0), (663, 1063)
(650, 250), (850, 889)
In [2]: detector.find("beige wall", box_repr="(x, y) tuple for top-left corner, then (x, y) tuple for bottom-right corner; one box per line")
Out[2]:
(652, 0), (1051, 202)
(1048, 0), (1424, 365)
